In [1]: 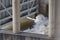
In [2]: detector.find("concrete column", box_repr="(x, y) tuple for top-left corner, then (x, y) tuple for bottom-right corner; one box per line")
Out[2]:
(48, 0), (55, 37)
(12, 0), (20, 33)
(55, 0), (60, 40)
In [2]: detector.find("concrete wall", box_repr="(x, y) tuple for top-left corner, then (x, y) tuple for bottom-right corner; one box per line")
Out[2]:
(55, 0), (60, 40)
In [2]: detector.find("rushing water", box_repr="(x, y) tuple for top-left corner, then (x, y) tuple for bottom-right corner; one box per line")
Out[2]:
(23, 14), (48, 34)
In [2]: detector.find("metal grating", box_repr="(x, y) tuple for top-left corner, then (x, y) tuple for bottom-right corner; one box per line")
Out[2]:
(0, 0), (38, 26)
(0, 33), (51, 40)
(0, 29), (52, 40)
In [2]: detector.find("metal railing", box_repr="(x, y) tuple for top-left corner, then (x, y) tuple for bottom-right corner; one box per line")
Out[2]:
(0, 29), (52, 40)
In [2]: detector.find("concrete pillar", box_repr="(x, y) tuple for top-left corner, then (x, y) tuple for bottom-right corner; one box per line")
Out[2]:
(55, 0), (60, 40)
(48, 0), (55, 37)
(12, 0), (20, 33)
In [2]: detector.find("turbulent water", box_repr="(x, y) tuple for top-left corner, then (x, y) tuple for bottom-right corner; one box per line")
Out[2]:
(23, 14), (48, 34)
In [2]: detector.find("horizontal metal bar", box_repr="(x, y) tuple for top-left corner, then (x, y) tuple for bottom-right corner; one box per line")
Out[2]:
(0, 0), (36, 13)
(0, 7), (12, 13)
(0, 5), (37, 22)
(0, 16), (12, 22)
(0, 12), (36, 28)
(20, 0), (35, 6)
(0, 31), (51, 39)
(21, 5), (38, 14)
(0, 5), (37, 14)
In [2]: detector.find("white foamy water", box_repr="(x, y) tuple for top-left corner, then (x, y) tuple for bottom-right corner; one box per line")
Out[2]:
(23, 14), (48, 34)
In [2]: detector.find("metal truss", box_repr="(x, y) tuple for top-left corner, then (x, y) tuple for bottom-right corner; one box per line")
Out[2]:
(0, 0), (38, 26)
